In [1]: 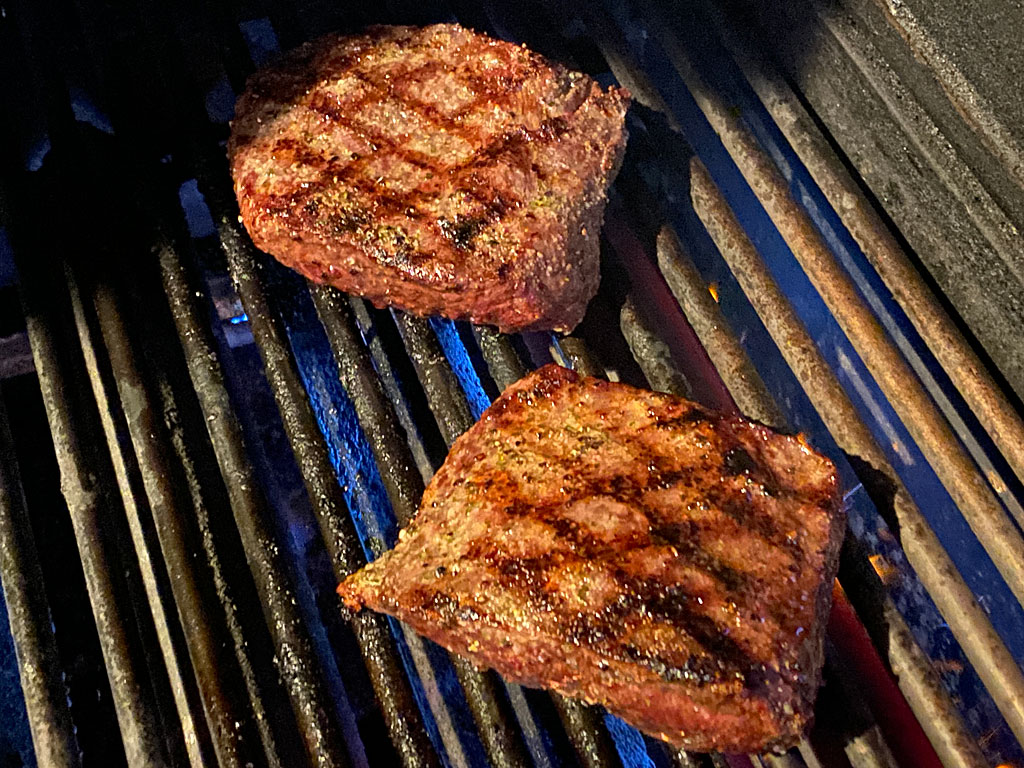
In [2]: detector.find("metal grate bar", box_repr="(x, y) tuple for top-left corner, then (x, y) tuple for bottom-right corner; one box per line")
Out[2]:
(392, 316), (478, 447)
(726, 0), (1024, 404)
(619, 294), (696, 399)
(309, 287), (426, 528)
(692, 0), (1024, 494)
(546, 697), (623, 768)
(148, 311), (310, 768)
(158, 233), (354, 768)
(642, 7), (1024, 611)
(653, 225), (976, 763)
(471, 327), (529, 390)
(688, 158), (1006, 766)
(346, 297), (439, 483)
(654, 229), (785, 430)
(0, 393), (81, 767)
(9, 196), (180, 768)
(555, 338), (606, 380)
(70, 258), (271, 768)
(63, 260), (218, 768)
(215, 197), (443, 768)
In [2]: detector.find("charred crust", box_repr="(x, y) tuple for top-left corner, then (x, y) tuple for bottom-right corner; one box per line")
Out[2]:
(438, 215), (488, 250)
(339, 365), (843, 749)
(230, 26), (628, 331)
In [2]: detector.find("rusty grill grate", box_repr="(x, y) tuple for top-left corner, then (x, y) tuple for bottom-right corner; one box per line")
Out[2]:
(1, 1), (1023, 768)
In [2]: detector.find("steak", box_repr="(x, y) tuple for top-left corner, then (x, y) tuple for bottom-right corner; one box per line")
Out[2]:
(229, 25), (629, 332)
(339, 364), (845, 752)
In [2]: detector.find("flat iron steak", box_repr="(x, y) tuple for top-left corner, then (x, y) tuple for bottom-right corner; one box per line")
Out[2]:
(339, 364), (845, 752)
(228, 24), (629, 332)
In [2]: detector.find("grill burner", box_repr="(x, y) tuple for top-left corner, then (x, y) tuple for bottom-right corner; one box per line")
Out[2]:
(1, 1), (1023, 768)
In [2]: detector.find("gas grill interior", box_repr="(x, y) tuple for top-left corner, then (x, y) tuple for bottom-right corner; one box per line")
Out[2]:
(1, 1), (1023, 767)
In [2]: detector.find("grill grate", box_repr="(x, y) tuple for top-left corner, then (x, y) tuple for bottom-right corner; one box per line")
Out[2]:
(1, 0), (1023, 767)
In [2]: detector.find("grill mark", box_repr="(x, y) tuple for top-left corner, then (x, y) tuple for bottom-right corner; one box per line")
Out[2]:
(304, 93), (435, 183)
(621, 645), (747, 686)
(723, 445), (759, 476)
(407, 453), (800, 694)
(651, 406), (709, 429)
(438, 215), (488, 251)
(601, 433), (799, 556)
(347, 66), (492, 146)
(290, 169), (423, 238)
(480, 434), (800, 578)
(710, 488), (802, 559)
(492, 555), (558, 593)
(477, 530), (767, 683)
(308, 101), (435, 171)
(648, 521), (749, 593)
(270, 49), (576, 255)
(420, 561), (763, 687)
(438, 546), (768, 689)
(568, 577), (767, 687)
(495, 500), (649, 556)
(350, 36), (543, 136)
(307, 97), (553, 199)
(342, 54), (546, 176)
(503, 422), (802, 550)
(490, 495), (760, 601)
(418, 590), (481, 628)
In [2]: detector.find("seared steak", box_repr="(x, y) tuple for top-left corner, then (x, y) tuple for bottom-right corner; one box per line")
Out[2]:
(339, 364), (844, 751)
(229, 25), (629, 332)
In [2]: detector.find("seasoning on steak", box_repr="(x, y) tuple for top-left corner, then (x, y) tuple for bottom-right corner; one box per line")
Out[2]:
(338, 364), (844, 752)
(228, 25), (629, 333)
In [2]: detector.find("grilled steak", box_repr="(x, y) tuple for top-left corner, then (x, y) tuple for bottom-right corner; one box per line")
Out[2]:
(339, 364), (844, 751)
(229, 25), (629, 332)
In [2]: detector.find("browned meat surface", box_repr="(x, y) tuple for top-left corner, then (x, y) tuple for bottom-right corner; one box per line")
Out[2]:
(229, 25), (629, 332)
(339, 364), (845, 752)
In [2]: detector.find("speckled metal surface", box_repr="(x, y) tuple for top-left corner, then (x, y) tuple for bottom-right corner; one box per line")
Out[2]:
(218, 199), (442, 768)
(692, 1), (1024, 497)
(718, 0), (1024, 404)
(867, 0), (1024, 211)
(689, 157), (1021, 760)
(0, 397), (76, 768)
(159, 236), (353, 768)
(11, 210), (178, 768)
